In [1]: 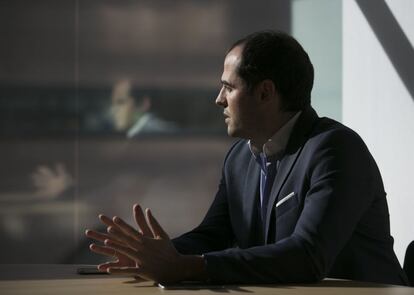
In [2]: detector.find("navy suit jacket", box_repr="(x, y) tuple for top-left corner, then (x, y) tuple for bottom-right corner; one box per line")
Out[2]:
(172, 107), (408, 285)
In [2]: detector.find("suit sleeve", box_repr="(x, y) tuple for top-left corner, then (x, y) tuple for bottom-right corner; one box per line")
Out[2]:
(203, 129), (377, 283)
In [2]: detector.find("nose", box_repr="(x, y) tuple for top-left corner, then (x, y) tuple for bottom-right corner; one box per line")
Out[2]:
(215, 87), (227, 107)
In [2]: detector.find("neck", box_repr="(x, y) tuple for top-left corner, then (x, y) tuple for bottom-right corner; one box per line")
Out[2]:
(250, 111), (297, 148)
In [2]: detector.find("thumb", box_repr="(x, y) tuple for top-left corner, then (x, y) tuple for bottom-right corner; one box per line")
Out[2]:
(146, 209), (169, 240)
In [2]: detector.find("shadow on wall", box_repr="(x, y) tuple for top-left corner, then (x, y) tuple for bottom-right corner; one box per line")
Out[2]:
(356, 0), (414, 101)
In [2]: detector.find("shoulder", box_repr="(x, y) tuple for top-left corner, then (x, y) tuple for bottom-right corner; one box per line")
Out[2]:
(309, 117), (369, 152)
(221, 139), (252, 171)
(224, 139), (249, 161)
(303, 117), (375, 173)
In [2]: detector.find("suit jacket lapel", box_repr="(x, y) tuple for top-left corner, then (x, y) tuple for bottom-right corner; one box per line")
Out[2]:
(242, 155), (262, 245)
(264, 107), (319, 242)
(264, 146), (303, 242)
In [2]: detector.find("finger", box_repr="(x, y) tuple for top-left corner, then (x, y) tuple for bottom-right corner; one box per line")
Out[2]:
(112, 216), (142, 241)
(100, 214), (126, 233)
(99, 214), (117, 227)
(107, 226), (141, 249)
(85, 229), (123, 245)
(85, 229), (110, 243)
(146, 209), (169, 240)
(36, 166), (48, 175)
(97, 261), (122, 271)
(89, 243), (117, 258)
(38, 166), (54, 178)
(133, 204), (153, 237)
(104, 239), (141, 263)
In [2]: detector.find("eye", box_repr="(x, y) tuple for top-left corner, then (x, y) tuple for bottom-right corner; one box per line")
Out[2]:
(224, 85), (233, 92)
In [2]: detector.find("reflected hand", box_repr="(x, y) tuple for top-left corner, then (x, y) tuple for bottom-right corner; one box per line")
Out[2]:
(31, 163), (73, 199)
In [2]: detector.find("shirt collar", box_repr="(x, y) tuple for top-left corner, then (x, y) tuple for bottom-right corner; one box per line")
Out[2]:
(248, 111), (301, 161)
(127, 113), (151, 138)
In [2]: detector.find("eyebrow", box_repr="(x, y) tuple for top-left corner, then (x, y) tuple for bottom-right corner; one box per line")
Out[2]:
(221, 80), (234, 87)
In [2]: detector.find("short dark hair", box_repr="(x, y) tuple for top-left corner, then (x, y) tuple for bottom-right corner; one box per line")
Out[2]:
(229, 30), (314, 111)
(129, 86), (150, 104)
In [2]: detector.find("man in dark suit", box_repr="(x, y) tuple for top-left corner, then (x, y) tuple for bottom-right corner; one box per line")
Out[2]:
(86, 31), (408, 285)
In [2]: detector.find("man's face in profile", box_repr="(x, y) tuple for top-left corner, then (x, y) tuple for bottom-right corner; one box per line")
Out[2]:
(215, 46), (261, 139)
(110, 80), (137, 131)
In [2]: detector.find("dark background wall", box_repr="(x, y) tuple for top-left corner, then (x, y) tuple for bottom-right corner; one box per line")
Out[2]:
(0, 0), (290, 88)
(0, 0), (290, 263)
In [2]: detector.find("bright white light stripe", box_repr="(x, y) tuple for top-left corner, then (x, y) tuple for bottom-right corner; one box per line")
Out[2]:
(276, 192), (295, 208)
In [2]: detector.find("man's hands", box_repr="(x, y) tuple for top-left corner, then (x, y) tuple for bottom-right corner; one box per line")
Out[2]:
(31, 163), (73, 199)
(85, 204), (206, 283)
(85, 214), (136, 273)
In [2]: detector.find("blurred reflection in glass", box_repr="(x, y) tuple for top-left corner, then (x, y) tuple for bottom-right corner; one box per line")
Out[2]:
(29, 79), (181, 201)
(31, 163), (74, 200)
(110, 79), (179, 138)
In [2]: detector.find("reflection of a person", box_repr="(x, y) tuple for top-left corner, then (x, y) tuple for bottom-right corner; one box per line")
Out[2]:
(31, 80), (178, 201)
(111, 79), (178, 138)
(86, 31), (408, 285)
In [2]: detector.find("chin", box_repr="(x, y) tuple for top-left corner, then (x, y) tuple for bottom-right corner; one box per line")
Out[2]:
(227, 126), (246, 139)
(226, 125), (236, 137)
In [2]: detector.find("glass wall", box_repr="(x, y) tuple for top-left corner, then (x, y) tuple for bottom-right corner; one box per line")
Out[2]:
(0, 0), (291, 263)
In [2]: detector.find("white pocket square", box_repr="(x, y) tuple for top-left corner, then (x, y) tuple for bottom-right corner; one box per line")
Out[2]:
(276, 192), (295, 208)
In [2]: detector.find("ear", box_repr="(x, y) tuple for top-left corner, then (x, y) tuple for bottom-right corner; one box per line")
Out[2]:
(136, 96), (151, 112)
(258, 79), (276, 102)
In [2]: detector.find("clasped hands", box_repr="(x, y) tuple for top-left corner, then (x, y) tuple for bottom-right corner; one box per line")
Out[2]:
(85, 204), (204, 283)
